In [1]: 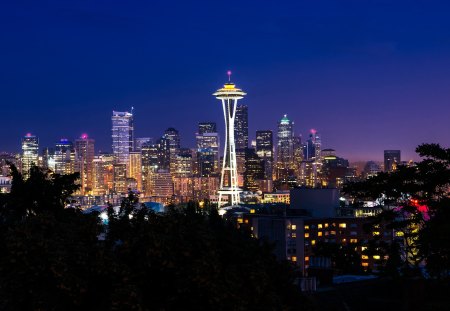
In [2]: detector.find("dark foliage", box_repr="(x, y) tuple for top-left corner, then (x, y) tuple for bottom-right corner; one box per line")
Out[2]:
(0, 166), (309, 310)
(343, 143), (450, 278)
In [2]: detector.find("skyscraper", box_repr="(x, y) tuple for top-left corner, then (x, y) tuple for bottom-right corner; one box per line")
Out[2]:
(213, 73), (246, 206)
(235, 104), (248, 150)
(112, 110), (134, 165)
(384, 150), (401, 172)
(243, 148), (265, 192)
(128, 151), (143, 191)
(196, 122), (220, 175)
(75, 134), (95, 194)
(276, 115), (294, 180)
(163, 127), (180, 173)
(21, 133), (39, 176)
(256, 130), (274, 180)
(54, 139), (76, 175)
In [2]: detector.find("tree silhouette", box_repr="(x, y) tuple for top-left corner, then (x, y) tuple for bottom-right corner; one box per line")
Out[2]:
(344, 143), (450, 278)
(0, 166), (311, 310)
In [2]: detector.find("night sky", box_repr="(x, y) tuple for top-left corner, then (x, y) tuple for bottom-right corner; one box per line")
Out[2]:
(1, 0), (450, 161)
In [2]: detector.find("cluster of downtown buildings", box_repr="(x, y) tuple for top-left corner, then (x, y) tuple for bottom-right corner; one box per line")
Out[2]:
(0, 79), (406, 276)
(0, 108), (402, 207)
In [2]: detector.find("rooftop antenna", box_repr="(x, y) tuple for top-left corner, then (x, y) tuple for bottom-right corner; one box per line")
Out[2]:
(227, 70), (232, 82)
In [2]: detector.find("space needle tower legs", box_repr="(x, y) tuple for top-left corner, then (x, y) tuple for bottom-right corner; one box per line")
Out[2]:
(213, 71), (247, 207)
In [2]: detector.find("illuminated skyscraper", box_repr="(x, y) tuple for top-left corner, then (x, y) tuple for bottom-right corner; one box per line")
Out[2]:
(213, 72), (246, 206)
(54, 139), (76, 175)
(276, 115), (294, 180)
(128, 151), (143, 191)
(243, 148), (265, 192)
(75, 134), (95, 194)
(256, 130), (274, 180)
(21, 133), (39, 176)
(384, 150), (401, 172)
(112, 110), (134, 165)
(235, 105), (248, 150)
(196, 122), (220, 175)
(163, 127), (180, 173)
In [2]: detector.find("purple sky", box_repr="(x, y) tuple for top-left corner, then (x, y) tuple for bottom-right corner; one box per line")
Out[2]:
(1, 0), (450, 162)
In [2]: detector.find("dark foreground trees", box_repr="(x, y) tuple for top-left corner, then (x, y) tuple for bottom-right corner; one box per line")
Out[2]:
(344, 143), (450, 278)
(0, 166), (309, 310)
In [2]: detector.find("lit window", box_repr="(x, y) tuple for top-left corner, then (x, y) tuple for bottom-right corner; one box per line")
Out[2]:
(373, 231), (380, 236)
(305, 256), (309, 261)
(291, 224), (297, 230)
(244, 219), (249, 224)
(339, 223), (347, 228)
(362, 262), (369, 267)
(342, 238), (346, 243)
(250, 226), (254, 231)
(395, 231), (404, 237)
(291, 233), (297, 238)
(318, 232), (323, 237)
(237, 218), (243, 224)
(324, 223), (329, 228)
(250, 209), (255, 214)
(330, 231), (336, 235)
(361, 255), (368, 260)
(318, 224), (323, 229)
(361, 246), (367, 251)
(311, 240), (316, 245)
(350, 239), (358, 243)
(304, 225), (309, 230)
(304, 233), (309, 238)
(373, 255), (381, 260)
(292, 256), (297, 262)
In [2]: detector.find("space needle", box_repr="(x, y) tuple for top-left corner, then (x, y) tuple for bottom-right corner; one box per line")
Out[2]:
(213, 71), (247, 207)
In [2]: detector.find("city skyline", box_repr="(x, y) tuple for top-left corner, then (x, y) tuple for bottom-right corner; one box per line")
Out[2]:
(2, 1), (450, 161)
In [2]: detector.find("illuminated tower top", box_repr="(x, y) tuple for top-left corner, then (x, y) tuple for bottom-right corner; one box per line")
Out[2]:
(213, 72), (246, 99)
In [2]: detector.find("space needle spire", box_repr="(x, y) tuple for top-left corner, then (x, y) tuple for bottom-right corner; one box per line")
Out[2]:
(213, 71), (247, 207)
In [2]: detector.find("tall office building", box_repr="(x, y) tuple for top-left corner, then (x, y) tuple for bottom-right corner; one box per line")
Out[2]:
(112, 110), (134, 165)
(128, 151), (143, 191)
(21, 133), (39, 176)
(243, 148), (265, 192)
(384, 150), (401, 172)
(256, 130), (274, 180)
(75, 134), (95, 194)
(235, 105), (248, 150)
(174, 148), (193, 178)
(163, 127), (180, 173)
(302, 130), (322, 187)
(276, 115), (294, 179)
(213, 73), (246, 206)
(196, 122), (220, 175)
(113, 163), (127, 194)
(54, 139), (76, 175)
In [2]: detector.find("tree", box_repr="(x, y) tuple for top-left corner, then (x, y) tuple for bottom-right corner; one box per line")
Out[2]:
(0, 167), (311, 310)
(344, 143), (450, 278)
(0, 164), (80, 222)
